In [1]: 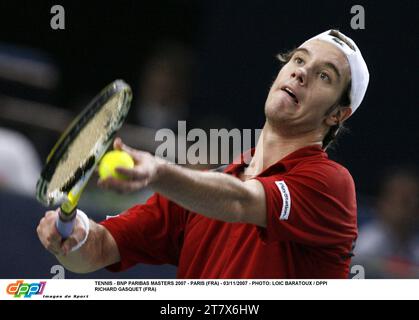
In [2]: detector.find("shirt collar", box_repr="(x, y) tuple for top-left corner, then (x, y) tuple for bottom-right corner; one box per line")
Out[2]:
(224, 144), (327, 176)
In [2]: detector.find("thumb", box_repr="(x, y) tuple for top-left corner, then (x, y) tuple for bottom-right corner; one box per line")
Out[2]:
(113, 137), (123, 150)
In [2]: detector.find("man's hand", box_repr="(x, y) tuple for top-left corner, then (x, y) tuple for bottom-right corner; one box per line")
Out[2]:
(98, 138), (165, 193)
(37, 209), (87, 256)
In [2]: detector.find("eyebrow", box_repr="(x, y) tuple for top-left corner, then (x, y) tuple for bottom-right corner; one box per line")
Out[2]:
(293, 48), (341, 80)
(323, 62), (341, 80)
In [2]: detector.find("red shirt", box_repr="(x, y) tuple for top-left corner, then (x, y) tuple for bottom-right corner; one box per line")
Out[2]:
(100, 145), (357, 278)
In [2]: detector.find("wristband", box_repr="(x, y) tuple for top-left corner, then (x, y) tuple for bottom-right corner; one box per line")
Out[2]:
(70, 209), (90, 252)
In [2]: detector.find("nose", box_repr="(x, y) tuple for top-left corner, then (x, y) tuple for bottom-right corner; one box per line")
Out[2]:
(291, 67), (307, 86)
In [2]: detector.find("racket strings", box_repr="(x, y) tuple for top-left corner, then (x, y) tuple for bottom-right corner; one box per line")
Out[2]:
(47, 94), (121, 198)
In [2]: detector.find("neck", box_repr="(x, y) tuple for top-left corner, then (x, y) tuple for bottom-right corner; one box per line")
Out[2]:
(246, 121), (323, 176)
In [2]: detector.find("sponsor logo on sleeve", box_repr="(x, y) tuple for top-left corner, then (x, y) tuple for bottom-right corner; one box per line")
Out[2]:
(274, 181), (291, 220)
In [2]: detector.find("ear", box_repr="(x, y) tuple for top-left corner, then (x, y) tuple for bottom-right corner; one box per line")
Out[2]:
(325, 106), (352, 126)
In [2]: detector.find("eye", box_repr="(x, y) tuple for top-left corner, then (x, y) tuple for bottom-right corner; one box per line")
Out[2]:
(319, 72), (330, 82)
(294, 56), (304, 65)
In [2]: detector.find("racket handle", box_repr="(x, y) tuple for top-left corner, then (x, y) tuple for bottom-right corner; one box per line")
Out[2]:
(56, 208), (77, 239)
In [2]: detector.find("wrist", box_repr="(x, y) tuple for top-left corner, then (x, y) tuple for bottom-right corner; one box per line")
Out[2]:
(150, 156), (168, 187)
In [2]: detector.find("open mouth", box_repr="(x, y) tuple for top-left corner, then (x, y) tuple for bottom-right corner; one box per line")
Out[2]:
(281, 87), (298, 104)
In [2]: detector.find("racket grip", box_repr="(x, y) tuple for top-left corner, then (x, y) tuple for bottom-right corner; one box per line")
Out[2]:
(56, 209), (77, 239)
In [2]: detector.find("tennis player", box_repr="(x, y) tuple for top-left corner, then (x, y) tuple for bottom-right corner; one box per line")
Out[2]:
(37, 29), (369, 278)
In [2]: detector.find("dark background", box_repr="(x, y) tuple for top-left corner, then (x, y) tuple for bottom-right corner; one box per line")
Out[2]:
(0, 0), (417, 278)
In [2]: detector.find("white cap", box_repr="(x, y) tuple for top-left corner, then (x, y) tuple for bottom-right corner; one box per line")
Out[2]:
(301, 30), (369, 115)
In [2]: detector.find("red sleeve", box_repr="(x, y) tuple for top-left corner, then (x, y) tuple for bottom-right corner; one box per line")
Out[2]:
(254, 161), (357, 246)
(100, 193), (188, 272)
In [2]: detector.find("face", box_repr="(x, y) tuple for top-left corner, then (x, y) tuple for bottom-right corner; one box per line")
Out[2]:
(265, 40), (351, 135)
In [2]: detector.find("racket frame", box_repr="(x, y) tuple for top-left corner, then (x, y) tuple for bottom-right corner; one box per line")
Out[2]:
(36, 80), (132, 238)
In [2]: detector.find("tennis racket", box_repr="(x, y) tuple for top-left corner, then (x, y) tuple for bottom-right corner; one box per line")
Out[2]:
(36, 80), (132, 238)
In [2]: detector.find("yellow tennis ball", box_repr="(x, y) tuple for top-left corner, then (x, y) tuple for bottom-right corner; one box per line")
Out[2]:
(98, 150), (134, 180)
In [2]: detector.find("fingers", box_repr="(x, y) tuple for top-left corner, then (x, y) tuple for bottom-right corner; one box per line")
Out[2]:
(101, 139), (156, 194)
(113, 137), (142, 162)
(37, 210), (63, 256)
(113, 137), (123, 150)
(97, 164), (151, 193)
(61, 217), (87, 255)
(37, 209), (86, 256)
(115, 167), (149, 180)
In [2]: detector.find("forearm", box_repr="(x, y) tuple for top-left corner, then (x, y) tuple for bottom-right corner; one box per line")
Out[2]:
(151, 163), (254, 223)
(55, 221), (113, 273)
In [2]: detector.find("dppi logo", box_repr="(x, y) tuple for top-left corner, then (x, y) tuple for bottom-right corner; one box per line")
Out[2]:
(6, 280), (46, 298)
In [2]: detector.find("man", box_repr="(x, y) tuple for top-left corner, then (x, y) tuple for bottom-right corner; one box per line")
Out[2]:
(37, 30), (369, 278)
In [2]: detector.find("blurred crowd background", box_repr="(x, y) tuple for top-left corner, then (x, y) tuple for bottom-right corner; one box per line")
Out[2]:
(0, 0), (417, 279)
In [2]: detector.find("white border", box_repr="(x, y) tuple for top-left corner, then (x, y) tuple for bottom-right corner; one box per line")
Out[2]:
(2, 279), (419, 300)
